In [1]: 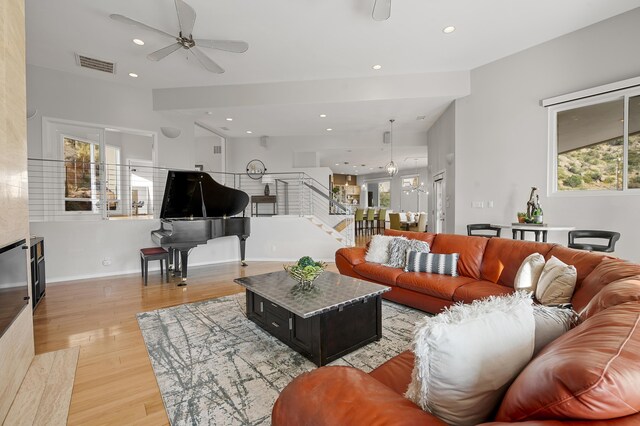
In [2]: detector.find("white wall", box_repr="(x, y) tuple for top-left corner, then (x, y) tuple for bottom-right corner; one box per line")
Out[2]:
(427, 102), (456, 233)
(454, 8), (640, 261)
(31, 217), (342, 282)
(26, 65), (195, 168)
(194, 134), (224, 172)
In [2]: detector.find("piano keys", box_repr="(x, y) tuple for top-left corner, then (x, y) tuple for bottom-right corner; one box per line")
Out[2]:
(151, 171), (250, 285)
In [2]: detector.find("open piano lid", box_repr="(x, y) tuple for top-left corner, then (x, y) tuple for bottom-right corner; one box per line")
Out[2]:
(160, 171), (249, 218)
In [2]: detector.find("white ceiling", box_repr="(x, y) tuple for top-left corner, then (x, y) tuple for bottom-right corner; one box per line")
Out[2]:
(25, 0), (640, 172)
(26, 0), (640, 88)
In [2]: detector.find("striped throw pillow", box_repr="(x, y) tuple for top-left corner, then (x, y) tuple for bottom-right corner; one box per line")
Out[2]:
(405, 251), (460, 276)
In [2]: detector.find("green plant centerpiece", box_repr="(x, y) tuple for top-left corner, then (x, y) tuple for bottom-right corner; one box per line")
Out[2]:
(284, 256), (327, 290)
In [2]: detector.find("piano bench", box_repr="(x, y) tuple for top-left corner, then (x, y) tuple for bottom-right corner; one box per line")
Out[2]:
(140, 247), (170, 286)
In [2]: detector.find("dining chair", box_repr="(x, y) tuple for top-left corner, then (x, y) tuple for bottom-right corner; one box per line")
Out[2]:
(467, 223), (502, 238)
(568, 230), (620, 253)
(354, 208), (365, 236)
(366, 208), (376, 235)
(389, 213), (401, 231)
(376, 208), (387, 234)
(409, 213), (427, 232)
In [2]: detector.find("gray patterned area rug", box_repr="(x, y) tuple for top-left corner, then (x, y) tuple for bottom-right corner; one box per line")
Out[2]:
(137, 293), (427, 426)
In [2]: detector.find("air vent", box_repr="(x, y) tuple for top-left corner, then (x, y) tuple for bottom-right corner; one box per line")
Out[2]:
(213, 146), (222, 154)
(75, 53), (116, 74)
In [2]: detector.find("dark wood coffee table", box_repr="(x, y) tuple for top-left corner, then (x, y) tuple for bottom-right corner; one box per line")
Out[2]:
(234, 270), (390, 366)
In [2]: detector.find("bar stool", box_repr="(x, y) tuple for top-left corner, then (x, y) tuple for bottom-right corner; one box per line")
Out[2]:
(140, 247), (170, 286)
(376, 208), (387, 234)
(354, 208), (365, 236)
(366, 208), (376, 235)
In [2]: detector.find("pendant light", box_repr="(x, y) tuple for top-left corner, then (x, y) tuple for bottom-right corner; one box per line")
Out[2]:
(385, 119), (398, 176)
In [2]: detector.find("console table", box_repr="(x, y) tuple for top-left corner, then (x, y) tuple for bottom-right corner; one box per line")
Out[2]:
(251, 195), (277, 216)
(492, 224), (575, 242)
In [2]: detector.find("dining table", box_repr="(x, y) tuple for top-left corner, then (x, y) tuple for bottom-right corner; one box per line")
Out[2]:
(491, 223), (576, 242)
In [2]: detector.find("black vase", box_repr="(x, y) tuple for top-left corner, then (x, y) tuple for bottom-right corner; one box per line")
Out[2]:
(264, 184), (270, 196)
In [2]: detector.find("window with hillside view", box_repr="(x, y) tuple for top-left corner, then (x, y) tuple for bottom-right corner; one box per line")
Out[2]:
(64, 137), (121, 212)
(554, 93), (640, 192)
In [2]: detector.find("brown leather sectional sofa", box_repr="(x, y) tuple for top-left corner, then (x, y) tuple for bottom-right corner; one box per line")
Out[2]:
(272, 230), (640, 425)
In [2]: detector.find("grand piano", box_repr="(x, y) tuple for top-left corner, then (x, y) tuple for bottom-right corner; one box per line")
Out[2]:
(151, 170), (250, 284)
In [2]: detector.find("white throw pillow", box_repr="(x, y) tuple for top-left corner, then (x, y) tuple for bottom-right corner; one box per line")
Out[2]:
(405, 292), (535, 425)
(532, 304), (579, 356)
(535, 256), (577, 305)
(513, 253), (546, 293)
(364, 235), (395, 264)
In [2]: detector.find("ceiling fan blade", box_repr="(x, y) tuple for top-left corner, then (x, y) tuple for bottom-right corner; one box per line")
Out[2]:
(191, 47), (225, 73)
(110, 14), (175, 39)
(174, 0), (196, 36)
(372, 0), (391, 21)
(194, 39), (249, 53)
(147, 43), (183, 61)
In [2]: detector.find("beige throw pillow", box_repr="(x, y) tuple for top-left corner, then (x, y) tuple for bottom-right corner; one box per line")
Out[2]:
(514, 253), (546, 293)
(535, 256), (577, 305)
(405, 292), (535, 425)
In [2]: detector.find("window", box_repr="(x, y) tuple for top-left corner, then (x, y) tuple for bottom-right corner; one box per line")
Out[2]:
(63, 136), (121, 213)
(378, 181), (391, 208)
(550, 90), (640, 193)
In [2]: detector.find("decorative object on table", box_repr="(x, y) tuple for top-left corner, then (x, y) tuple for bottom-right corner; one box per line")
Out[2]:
(517, 212), (527, 223)
(385, 119), (398, 176)
(525, 187), (543, 224)
(246, 159), (266, 179)
(284, 256), (327, 290)
(261, 174), (274, 196)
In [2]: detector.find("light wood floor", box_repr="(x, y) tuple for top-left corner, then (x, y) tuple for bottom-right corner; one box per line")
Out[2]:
(33, 261), (320, 425)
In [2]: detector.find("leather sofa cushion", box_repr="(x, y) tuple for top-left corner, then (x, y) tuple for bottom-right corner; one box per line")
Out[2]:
(480, 238), (554, 286)
(396, 272), (476, 300)
(453, 280), (514, 304)
(369, 350), (415, 395)
(335, 246), (367, 266)
(546, 245), (606, 287)
(430, 234), (488, 280)
(353, 263), (403, 286)
(580, 275), (640, 321)
(384, 229), (436, 246)
(495, 302), (640, 422)
(572, 257), (640, 313)
(271, 366), (446, 426)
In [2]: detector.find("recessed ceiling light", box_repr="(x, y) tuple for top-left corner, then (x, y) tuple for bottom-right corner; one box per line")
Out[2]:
(128, 72), (138, 78)
(226, 118), (233, 121)
(326, 128), (333, 131)
(335, 163), (339, 166)
(353, 165), (357, 168)
(206, 111), (213, 115)
(443, 26), (456, 34)
(319, 114), (327, 118)
(369, 168), (373, 170)
(246, 130), (253, 134)
(133, 39), (145, 46)
(372, 64), (382, 70)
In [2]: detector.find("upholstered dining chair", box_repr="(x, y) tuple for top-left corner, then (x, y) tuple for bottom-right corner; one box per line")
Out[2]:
(376, 208), (387, 234)
(366, 208), (376, 235)
(568, 230), (620, 253)
(389, 213), (401, 231)
(467, 223), (502, 238)
(354, 208), (365, 235)
(409, 213), (427, 232)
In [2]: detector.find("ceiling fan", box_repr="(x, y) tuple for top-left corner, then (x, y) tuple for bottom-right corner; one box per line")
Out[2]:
(110, 0), (248, 74)
(372, 0), (391, 21)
